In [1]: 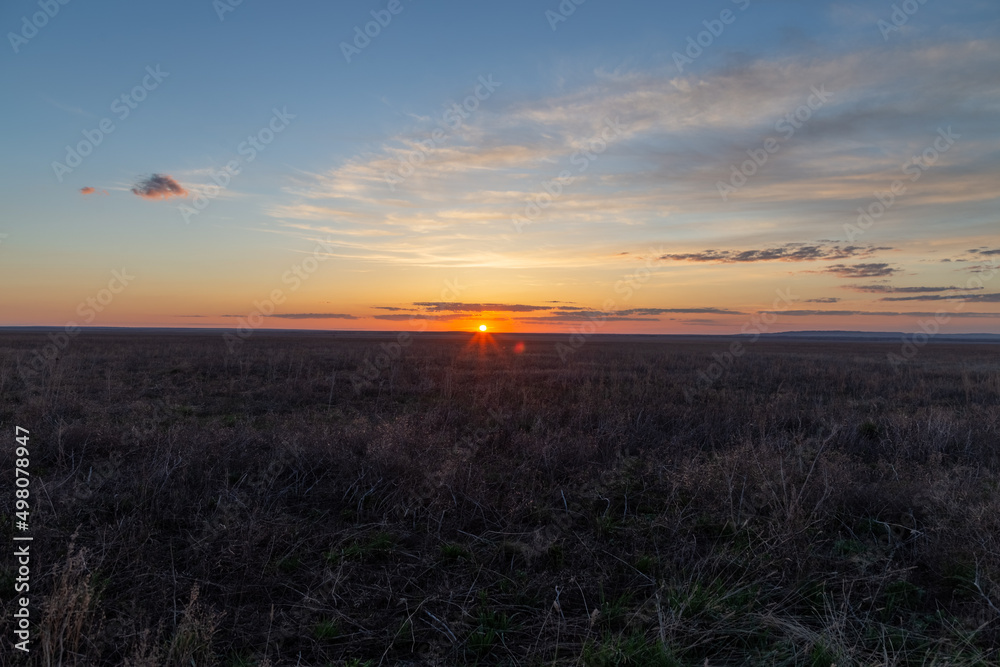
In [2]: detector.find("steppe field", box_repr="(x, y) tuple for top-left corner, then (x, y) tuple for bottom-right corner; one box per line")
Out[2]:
(2, 331), (999, 666)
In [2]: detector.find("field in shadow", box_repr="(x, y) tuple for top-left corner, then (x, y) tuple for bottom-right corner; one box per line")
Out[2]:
(1, 331), (998, 665)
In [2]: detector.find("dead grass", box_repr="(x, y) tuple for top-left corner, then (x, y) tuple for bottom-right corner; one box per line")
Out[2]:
(0, 331), (998, 665)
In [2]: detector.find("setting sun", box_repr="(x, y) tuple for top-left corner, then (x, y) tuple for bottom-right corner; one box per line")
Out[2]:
(479, 324), (487, 332)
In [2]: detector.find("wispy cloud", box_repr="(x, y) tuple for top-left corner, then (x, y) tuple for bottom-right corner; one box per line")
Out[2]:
(880, 293), (1000, 303)
(659, 243), (889, 264)
(413, 302), (553, 313)
(221, 313), (357, 320)
(372, 313), (464, 322)
(275, 313), (356, 320)
(518, 306), (743, 323)
(821, 263), (899, 278)
(765, 310), (1000, 318)
(368, 303), (743, 322)
(268, 38), (1000, 272)
(846, 284), (984, 293)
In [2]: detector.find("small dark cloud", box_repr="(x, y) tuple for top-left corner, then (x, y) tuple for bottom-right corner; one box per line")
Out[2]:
(660, 243), (890, 264)
(132, 174), (188, 200)
(805, 297), (840, 303)
(821, 263), (899, 278)
(372, 306), (413, 311)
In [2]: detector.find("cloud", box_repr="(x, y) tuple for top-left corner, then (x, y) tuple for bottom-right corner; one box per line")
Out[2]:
(821, 263), (899, 278)
(80, 186), (108, 196)
(131, 174), (188, 200)
(510, 307), (743, 322)
(659, 243), (889, 264)
(880, 293), (1000, 303)
(846, 284), (984, 293)
(265, 38), (1000, 273)
(220, 313), (357, 320)
(762, 309), (1000, 318)
(268, 313), (358, 319)
(518, 315), (661, 323)
(805, 297), (840, 303)
(621, 307), (743, 316)
(373, 313), (431, 321)
(368, 303), (743, 322)
(413, 302), (553, 313)
(372, 313), (466, 321)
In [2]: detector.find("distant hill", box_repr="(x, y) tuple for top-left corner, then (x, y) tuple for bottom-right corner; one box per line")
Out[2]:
(761, 330), (1000, 342)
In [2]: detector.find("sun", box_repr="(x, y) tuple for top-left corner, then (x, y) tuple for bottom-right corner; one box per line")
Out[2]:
(479, 324), (488, 332)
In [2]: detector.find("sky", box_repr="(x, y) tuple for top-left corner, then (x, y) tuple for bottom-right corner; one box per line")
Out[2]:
(1, 0), (998, 334)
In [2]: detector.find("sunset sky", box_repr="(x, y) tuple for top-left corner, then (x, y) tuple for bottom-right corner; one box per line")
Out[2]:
(2, 0), (998, 334)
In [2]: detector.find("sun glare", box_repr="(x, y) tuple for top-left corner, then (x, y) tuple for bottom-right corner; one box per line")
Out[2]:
(479, 324), (488, 332)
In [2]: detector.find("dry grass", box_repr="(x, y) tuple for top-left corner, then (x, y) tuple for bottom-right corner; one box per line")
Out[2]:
(0, 331), (998, 665)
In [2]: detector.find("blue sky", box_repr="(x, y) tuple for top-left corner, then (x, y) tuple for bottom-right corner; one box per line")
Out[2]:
(1, 0), (998, 333)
